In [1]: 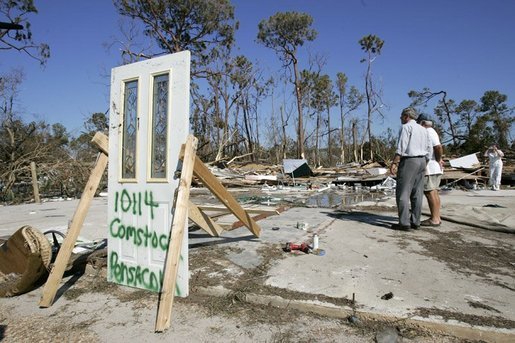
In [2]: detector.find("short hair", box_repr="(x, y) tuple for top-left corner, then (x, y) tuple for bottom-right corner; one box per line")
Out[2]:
(401, 107), (418, 119)
(417, 114), (433, 127)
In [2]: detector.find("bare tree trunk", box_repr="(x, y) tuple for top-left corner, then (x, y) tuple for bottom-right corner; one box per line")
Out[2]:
(326, 103), (332, 167)
(340, 127), (345, 164)
(293, 58), (305, 159)
(365, 59), (373, 162)
(272, 123), (280, 165)
(223, 80), (230, 151)
(315, 112), (320, 166)
(270, 93), (280, 164)
(232, 103), (241, 158)
(30, 161), (40, 204)
(336, 75), (346, 165)
(254, 99), (260, 161)
(213, 87), (224, 161)
(440, 91), (458, 146)
(339, 95), (345, 164)
(242, 98), (255, 161)
(280, 106), (288, 159)
(352, 119), (358, 162)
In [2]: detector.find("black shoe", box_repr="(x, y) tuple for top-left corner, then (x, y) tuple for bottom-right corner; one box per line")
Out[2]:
(391, 224), (410, 231)
(411, 224), (420, 230)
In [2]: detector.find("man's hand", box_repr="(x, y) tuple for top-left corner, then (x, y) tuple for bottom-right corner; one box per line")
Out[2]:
(390, 155), (401, 176)
(389, 163), (398, 176)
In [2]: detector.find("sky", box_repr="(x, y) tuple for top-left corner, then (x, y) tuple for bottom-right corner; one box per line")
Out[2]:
(1, 0), (514, 139)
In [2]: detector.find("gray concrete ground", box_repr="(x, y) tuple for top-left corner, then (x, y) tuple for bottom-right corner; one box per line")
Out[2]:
(1, 188), (514, 342)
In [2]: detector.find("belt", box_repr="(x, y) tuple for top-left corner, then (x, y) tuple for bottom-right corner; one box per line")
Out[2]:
(401, 155), (425, 159)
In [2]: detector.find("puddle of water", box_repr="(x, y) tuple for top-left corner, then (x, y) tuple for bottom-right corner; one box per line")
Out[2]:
(238, 190), (393, 208)
(306, 190), (389, 208)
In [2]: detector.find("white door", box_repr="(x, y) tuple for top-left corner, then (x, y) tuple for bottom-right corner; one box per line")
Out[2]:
(107, 51), (190, 296)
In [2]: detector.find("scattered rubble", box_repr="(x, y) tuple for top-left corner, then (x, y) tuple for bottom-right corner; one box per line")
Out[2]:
(1, 155), (514, 341)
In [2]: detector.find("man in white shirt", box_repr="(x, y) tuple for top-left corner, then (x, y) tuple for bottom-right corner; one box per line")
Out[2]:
(389, 107), (431, 231)
(417, 115), (444, 227)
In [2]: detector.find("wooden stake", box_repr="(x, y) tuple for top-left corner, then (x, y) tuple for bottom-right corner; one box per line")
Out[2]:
(30, 162), (41, 204)
(155, 135), (198, 332)
(39, 151), (108, 307)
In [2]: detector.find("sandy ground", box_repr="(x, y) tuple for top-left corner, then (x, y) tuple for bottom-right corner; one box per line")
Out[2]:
(1, 188), (514, 342)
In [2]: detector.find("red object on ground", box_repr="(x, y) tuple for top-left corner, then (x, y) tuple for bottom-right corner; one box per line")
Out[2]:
(283, 242), (310, 254)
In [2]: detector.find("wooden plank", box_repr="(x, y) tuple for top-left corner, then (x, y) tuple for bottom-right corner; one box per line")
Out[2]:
(155, 135), (198, 332)
(228, 205), (288, 231)
(203, 212), (231, 220)
(188, 201), (223, 237)
(228, 212), (272, 231)
(91, 132), (109, 155)
(192, 155), (261, 237)
(197, 205), (279, 215)
(39, 151), (108, 307)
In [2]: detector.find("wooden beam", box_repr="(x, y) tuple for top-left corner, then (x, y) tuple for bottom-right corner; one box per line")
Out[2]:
(39, 151), (108, 307)
(192, 155), (261, 237)
(155, 135), (198, 332)
(188, 201), (223, 237)
(197, 205), (279, 215)
(216, 206), (287, 231)
(203, 212), (231, 220)
(227, 206), (286, 231)
(228, 212), (277, 231)
(91, 132), (109, 155)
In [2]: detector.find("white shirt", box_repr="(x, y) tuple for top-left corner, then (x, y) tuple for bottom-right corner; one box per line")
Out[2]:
(484, 149), (504, 166)
(395, 119), (431, 158)
(426, 127), (443, 175)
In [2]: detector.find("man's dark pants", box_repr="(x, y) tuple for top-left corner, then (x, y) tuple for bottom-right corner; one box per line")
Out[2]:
(395, 157), (426, 227)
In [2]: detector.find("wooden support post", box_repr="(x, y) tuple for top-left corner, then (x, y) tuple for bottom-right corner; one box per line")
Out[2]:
(155, 135), (198, 332)
(188, 201), (223, 237)
(39, 152), (107, 307)
(39, 134), (108, 308)
(192, 156), (261, 237)
(30, 162), (41, 204)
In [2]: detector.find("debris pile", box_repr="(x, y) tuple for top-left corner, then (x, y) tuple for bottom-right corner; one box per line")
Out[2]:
(202, 154), (514, 194)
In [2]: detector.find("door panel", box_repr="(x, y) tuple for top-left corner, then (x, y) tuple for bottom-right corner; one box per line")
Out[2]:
(108, 51), (190, 296)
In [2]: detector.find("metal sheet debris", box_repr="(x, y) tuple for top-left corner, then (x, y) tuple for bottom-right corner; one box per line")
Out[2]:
(449, 153), (480, 169)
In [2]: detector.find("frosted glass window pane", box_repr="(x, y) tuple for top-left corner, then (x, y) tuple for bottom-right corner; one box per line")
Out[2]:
(122, 80), (138, 179)
(151, 74), (169, 179)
